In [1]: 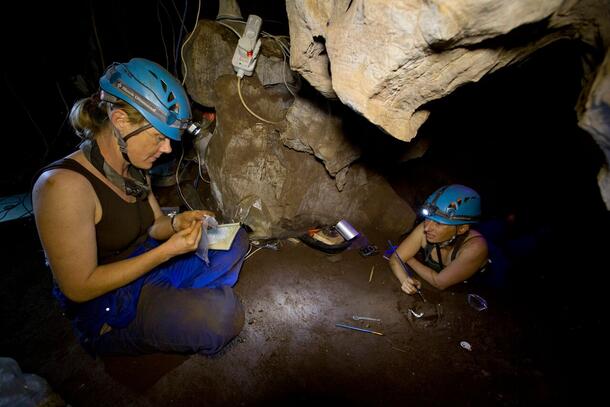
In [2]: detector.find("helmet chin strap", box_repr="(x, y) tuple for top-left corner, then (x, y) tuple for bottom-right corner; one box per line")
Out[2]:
(79, 122), (153, 200)
(112, 123), (153, 165)
(427, 226), (462, 270)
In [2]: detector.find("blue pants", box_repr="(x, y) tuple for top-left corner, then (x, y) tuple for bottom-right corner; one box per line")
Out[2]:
(66, 229), (249, 356)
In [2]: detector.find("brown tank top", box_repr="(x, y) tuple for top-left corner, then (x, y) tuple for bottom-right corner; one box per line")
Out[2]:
(39, 158), (155, 264)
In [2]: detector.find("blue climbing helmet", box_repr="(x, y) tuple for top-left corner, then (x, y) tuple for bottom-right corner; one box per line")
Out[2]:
(99, 58), (199, 141)
(421, 184), (481, 225)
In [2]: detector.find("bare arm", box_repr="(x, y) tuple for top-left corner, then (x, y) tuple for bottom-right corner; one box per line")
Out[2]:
(33, 170), (203, 303)
(389, 223), (424, 294)
(146, 178), (215, 240)
(146, 187), (177, 240)
(406, 233), (488, 290)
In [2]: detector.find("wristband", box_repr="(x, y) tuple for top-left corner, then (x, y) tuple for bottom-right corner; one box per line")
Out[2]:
(169, 213), (178, 233)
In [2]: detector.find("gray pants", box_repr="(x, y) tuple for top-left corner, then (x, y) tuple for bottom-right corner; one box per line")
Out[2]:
(93, 284), (244, 356)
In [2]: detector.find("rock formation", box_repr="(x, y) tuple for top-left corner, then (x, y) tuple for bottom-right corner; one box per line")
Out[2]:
(286, 0), (610, 207)
(182, 0), (610, 239)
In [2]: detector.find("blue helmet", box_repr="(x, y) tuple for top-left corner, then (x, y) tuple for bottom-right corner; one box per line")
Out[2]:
(99, 58), (198, 141)
(421, 184), (481, 225)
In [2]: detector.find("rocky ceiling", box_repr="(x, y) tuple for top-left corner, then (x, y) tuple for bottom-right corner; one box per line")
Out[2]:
(286, 0), (610, 209)
(184, 0), (610, 238)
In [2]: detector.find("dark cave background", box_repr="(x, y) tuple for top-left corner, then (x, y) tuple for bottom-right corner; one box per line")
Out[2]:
(1, 0), (607, 401)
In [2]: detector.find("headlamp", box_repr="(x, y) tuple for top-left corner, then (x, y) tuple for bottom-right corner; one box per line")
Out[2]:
(185, 122), (201, 137)
(421, 202), (477, 222)
(421, 204), (436, 218)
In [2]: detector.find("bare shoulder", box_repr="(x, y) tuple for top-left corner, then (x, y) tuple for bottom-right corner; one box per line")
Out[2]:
(399, 222), (425, 244)
(33, 167), (96, 213)
(395, 222), (425, 260)
(33, 168), (91, 194)
(411, 222), (426, 247)
(33, 152), (88, 191)
(462, 230), (489, 259)
(466, 230), (488, 248)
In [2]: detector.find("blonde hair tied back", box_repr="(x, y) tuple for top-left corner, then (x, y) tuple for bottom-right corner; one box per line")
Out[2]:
(69, 92), (145, 140)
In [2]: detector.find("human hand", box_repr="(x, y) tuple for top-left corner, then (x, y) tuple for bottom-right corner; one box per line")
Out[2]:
(173, 210), (216, 231)
(401, 277), (422, 295)
(165, 220), (203, 256)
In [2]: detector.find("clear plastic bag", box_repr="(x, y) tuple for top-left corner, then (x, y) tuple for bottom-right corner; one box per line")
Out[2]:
(467, 293), (488, 311)
(195, 216), (219, 264)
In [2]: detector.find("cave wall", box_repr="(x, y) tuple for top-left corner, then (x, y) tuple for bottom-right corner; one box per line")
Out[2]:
(183, 17), (416, 239)
(183, 0), (610, 240)
(286, 0), (610, 208)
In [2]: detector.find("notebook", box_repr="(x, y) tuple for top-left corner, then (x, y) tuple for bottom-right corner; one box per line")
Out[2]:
(207, 223), (241, 250)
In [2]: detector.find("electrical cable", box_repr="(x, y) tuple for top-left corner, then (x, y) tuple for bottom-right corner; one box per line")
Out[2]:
(180, 0), (201, 85)
(216, 20), (243, 38)
(216, 16), (297, 96)
(173, 0), (189, 75)
(278, 38), (296, 98)
(237, 76), (283, 124)
(244, 245), (265, 261)
(175, 142), (194, 210)
(49, 83), (72, 153)
(217, 19), (296, 98)
(195, 144), (210, 183)
(89, 0), (105, 69)
(265, 34), (299, 97)
(55, 81), (70, 113)
(159, 0), (177, 72)
(243, 242), (253, 258)
(219, 19), (290, 56)
(47, 112), (70, 159)
(170, 0), (189, 36)
(156, 0), (170, 69)
(3, 73), (49, 163)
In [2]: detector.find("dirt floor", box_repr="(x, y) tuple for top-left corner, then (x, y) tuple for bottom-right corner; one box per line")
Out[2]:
(2, 209), (603, 406)
(2, 160), (605, 406)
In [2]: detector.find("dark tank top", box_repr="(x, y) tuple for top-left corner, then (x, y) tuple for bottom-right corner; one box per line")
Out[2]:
(423, 233), (486, 273)
(39, 158), (155, 264)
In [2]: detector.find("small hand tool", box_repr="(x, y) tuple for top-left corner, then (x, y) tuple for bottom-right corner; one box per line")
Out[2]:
(352, 315), (382, 322)
(393, 252), (427, 303)
(335, 323), (384, 336)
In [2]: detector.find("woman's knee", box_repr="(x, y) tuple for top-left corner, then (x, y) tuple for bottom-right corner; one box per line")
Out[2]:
(184, 286), (244, 354)
(209, 286), (244, 337)
(138, 285), (244, 354)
